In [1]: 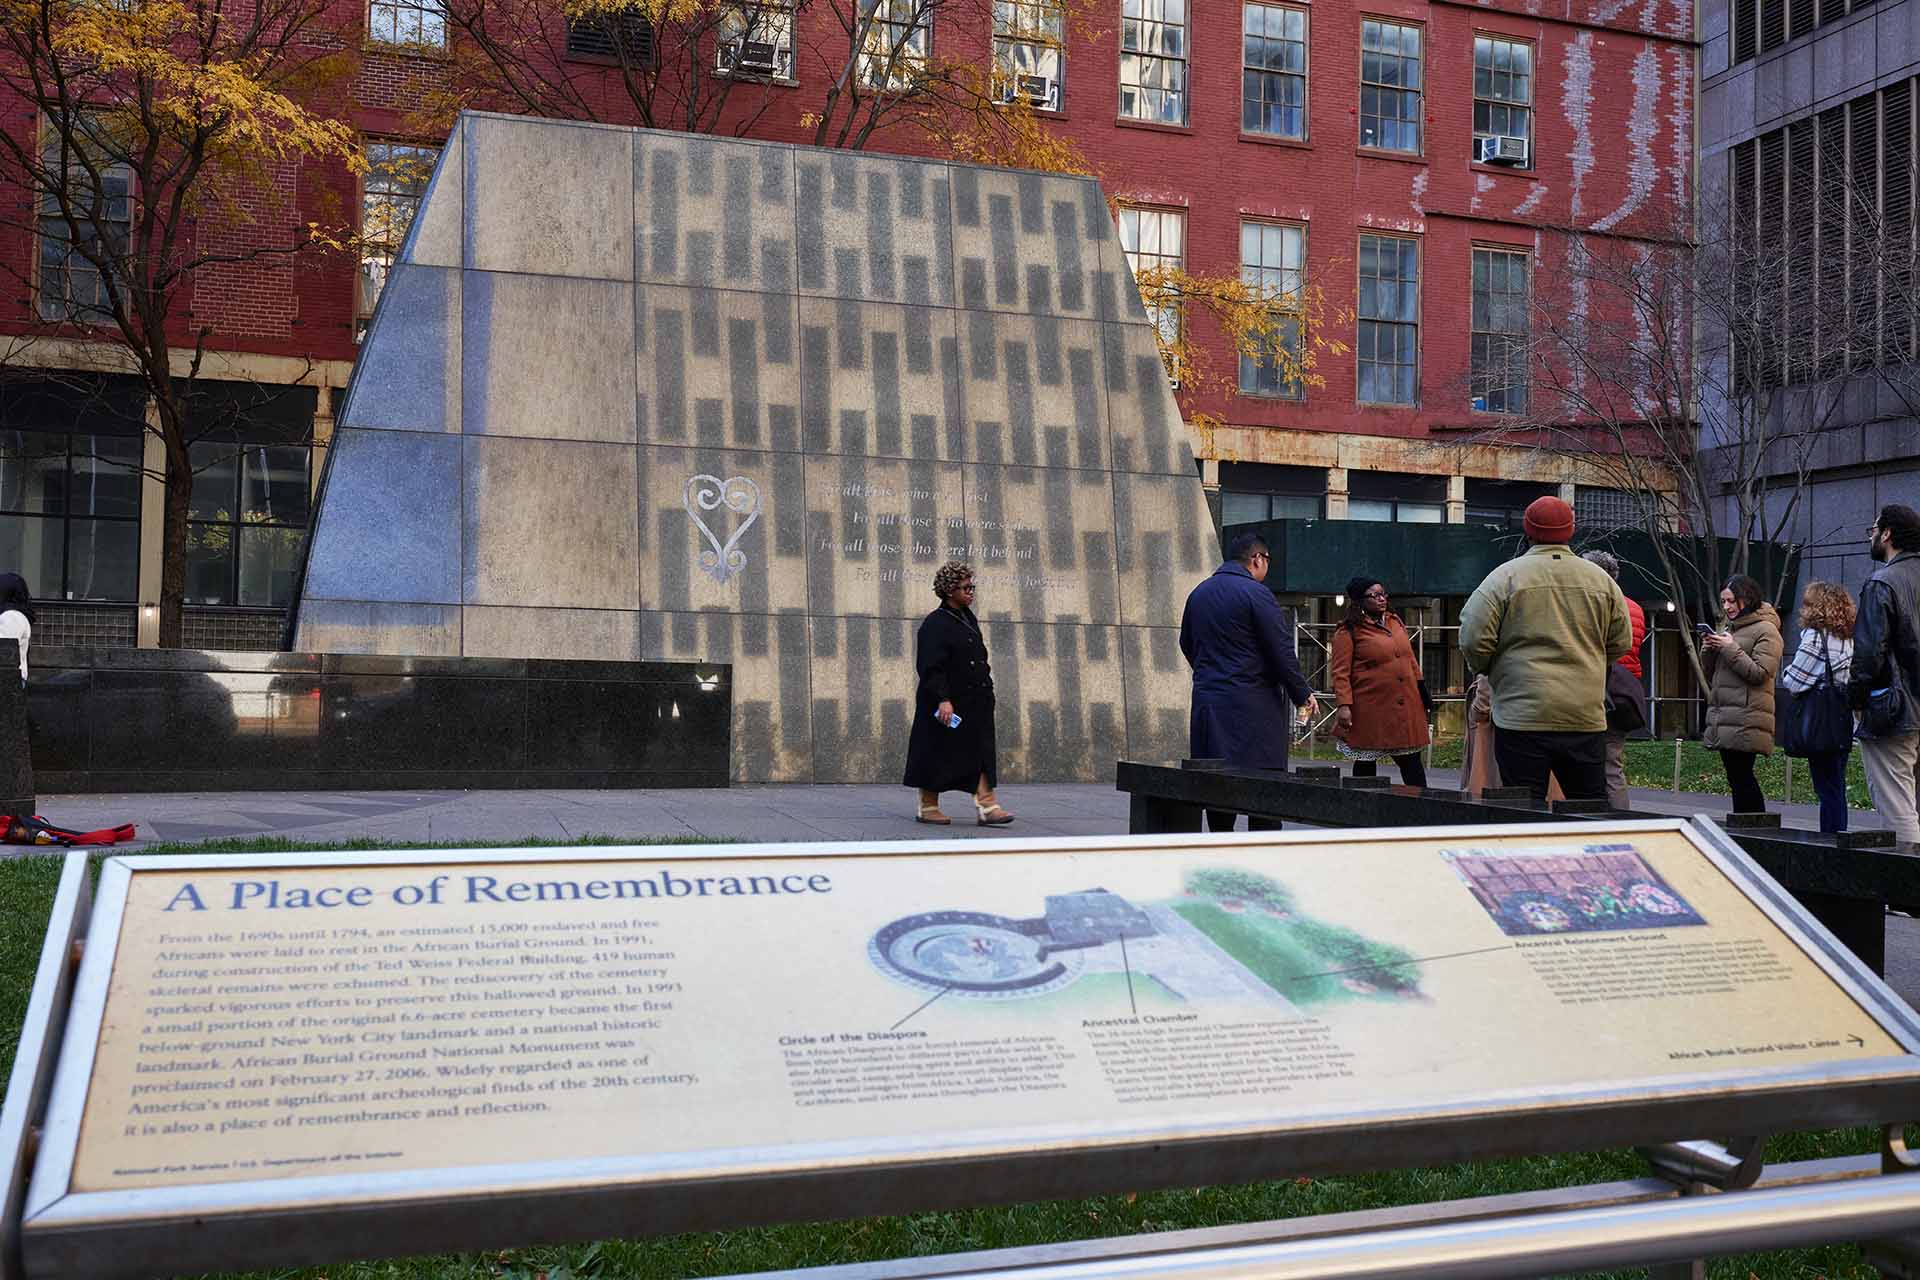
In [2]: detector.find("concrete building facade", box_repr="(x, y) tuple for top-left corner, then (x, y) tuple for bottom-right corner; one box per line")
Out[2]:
(1699, 0), (1920, 602)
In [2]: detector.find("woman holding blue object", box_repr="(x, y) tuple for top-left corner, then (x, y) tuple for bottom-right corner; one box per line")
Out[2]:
(904, 560), (1013, 826)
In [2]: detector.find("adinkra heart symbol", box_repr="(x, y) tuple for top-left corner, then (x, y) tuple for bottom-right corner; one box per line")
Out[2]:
(683, 474), (762, 584)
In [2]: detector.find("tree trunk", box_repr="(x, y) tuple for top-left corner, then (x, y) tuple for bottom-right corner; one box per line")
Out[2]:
(157, 409), (192, 649)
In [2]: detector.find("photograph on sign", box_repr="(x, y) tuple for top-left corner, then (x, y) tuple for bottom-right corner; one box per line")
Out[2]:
(1442, 844), (1709, 936)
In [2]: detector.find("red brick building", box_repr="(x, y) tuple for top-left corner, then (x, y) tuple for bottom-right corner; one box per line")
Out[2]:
(0, 0), (1693, 661)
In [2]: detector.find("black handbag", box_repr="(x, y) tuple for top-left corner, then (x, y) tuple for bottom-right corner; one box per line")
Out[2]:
(1779, 638), (1853, 757)
(1604, 662), (1647, 734)
(1862, 680), (1912, 738)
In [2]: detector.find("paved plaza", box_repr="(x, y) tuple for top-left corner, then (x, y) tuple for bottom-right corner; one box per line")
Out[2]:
(28, 767), (1890, 850)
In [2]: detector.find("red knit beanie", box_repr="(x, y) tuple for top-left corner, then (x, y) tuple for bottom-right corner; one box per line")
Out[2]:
(1522, 496), (1575, 544)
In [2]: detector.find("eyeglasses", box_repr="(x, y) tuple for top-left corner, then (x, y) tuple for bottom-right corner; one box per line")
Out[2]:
(1364, 587), (1389, 599)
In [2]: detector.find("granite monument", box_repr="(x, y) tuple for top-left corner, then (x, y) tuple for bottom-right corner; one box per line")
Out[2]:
(293, 113), (1217, 782)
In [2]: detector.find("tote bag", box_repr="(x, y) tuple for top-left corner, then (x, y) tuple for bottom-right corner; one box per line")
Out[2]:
(1778, 637), (1853, 757)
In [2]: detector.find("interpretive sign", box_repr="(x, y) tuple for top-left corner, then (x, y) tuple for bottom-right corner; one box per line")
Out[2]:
(15, 819), (1920, 1279)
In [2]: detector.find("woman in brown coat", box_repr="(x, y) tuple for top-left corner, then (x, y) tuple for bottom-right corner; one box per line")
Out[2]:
(1701, 574), (1783, 814)
(1331, 576), (1431, 786)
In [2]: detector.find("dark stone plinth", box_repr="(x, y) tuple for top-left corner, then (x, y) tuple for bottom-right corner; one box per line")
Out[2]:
(1293, 766), (1340, 784)
(1550, 799), (1614, 815)
(1722, 811), (1783, 830)
(1420, 788), (1468, 801)
(1836, 830), (1898, 849)
(1341, 775), (1391, 790)
(1181, 758), (1228, 771)
(0, 640), (30, 818)
(1482, 786), (1536, 802)
(27, 645), (730, 793)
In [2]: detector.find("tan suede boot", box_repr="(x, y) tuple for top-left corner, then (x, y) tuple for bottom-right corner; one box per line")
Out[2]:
(915, 789), (951, 824)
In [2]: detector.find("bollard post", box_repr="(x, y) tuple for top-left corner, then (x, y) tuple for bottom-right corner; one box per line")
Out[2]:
(1784, 756), (1792, 807)
(1672, 738), (1683, 794)
(0, 638), (32, 822)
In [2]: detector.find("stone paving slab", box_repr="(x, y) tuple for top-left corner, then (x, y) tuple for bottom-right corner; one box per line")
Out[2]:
(19, 765), (1894, 852)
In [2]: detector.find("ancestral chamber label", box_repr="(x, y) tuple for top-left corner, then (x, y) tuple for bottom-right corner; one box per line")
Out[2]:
(69, 835), (1899, 1193)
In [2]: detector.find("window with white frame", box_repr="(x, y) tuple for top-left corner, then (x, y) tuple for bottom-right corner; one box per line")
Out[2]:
(38, 124), (131, 324)
(993, 0), (1065, 109)
(1472, 35), (1532, 166)
(367, 0), (446, 46)
(719, 2), (794, 78)
(1243, 3), (1307, 140)
(859, 0), (931, 89)
(358, 142), (439, 338)
(1239, 221), (1307, 398)
(1358, 18), (1421, 153)
(1470, 246), (1529, 413)
(1118, 207), (1185, 353)
(1357, 233), (1418, 404)
(1120, 0), (1188, 125)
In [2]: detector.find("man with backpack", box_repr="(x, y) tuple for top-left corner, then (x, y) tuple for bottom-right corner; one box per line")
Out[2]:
(1851, 504), (1920, 845)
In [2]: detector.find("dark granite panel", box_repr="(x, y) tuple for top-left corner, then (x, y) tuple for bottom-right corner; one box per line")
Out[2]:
(321, 653), (527, 678)
(323, 676), (527, 772)
(35, 647), (323, 674)
(88, 670), (326, 772)
(22, 648), (730, 792)
(522, 659), (726, 685)
(22, 668), (89, 773)
(526, 680), (731, 773)
(38, 768), (727, 793)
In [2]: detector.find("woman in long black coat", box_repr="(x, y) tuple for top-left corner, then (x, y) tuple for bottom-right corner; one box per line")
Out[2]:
(903, 561), (1013, 826)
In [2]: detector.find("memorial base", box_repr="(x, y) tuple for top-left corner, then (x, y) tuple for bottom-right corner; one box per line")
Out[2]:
(0, 637), (32, 818)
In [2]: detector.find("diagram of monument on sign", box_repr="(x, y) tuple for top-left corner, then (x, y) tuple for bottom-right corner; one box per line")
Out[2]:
(868, 867), (1428, 1013)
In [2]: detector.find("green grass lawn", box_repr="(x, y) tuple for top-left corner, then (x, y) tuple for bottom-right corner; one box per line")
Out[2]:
(1296, 735), (1880, 809)
(0, 847), (1894, 1280)
(1171, 900), (1354, 1004)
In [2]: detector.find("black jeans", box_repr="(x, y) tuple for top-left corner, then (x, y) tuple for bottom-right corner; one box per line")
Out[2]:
(1805, 749), (1849, 833)
(1494, 728), (1608, 802)
(1352, 754), (1429, 787)
(1720, 750), (1767, 814)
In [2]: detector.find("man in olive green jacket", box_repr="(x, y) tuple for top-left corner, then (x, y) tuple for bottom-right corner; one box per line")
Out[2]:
(1459, 497), (1633, 802)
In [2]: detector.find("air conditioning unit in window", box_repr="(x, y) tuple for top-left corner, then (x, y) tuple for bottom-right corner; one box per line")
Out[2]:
(1015, 74), (1056, 106)
(722, 39), (781, 74)
(1475, 134), (1528, 166)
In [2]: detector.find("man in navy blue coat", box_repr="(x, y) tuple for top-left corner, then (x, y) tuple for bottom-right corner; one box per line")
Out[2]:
(1179, 532), (1317, 831)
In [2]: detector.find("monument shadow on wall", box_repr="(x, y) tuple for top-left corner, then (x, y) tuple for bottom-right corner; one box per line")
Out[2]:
(291, 114), (1219, 783)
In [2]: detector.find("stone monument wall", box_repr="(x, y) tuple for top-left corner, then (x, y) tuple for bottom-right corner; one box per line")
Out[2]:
(294, 112), (1217, 783)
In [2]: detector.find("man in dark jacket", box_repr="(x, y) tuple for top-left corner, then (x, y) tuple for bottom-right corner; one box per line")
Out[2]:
(1850, 504), (1920, 845)
(1179, 532), (1316, 831)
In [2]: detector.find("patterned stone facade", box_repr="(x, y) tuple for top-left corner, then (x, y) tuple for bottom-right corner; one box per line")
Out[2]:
(293, 113), (1216, 783)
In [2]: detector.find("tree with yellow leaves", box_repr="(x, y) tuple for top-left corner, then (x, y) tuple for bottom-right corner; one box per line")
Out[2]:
(0, 0), (363, 645)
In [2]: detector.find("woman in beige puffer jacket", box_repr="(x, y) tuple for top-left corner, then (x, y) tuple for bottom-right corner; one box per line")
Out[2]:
(1701, 575), (1782, 813)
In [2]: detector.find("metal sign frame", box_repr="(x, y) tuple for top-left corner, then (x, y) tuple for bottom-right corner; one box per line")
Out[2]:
(11, 818), (1920, 1279)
